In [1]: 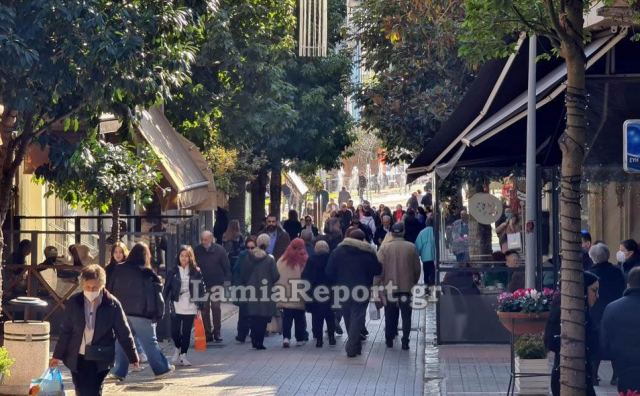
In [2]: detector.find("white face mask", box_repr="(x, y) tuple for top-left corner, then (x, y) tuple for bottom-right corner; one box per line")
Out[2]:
(84, 290), (101, 302)
(616, 250), (627, 263)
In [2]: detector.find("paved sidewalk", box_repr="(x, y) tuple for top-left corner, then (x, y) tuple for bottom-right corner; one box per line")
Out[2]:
(57, 303), (426, 395)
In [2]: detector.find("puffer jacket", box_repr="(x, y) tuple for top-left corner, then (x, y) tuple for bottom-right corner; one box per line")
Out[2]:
(276, 258), (306, 310)
(107, 261), (162, 319)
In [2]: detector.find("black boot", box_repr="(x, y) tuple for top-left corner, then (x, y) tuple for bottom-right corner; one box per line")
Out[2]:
(328, 334), (336, 346)
(316, 339), (323, 348)
(386, 338), (393, 348)
(401, 339), (409, 350)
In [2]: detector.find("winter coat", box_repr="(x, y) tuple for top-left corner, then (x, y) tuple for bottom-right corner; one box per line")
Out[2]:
(544, 295), (597, 396)
(339, 210), (353, 234)
(53, 291), (137, 373)
(107, 261), (162, 320)
(623, 253), (640, 277)
(376, 235), (421, 294)
(257, 226), (291, 261)
(163, 265), (207, 312)
(415, 226), (436, 262)
(223, 235), (245, 268)
(283, 219), (302, 241)
(326, 238), (382, 299)
(236, 249), (280, 318)
(403, 216), (424, 244)
(301, 253), (333, 313)
(194, 243), (231, 287)
(276, 258), (306, 310)
(374, 227), (389, 248)
(360, 215), (376, 237)
(588, 261), (625, 327)
(338, 190), (351, 205)
(601, 288), (640, 392)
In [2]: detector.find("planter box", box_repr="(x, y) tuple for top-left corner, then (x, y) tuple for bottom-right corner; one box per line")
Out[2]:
(515, 357), (550, 396)
(497, 311), (550, 335)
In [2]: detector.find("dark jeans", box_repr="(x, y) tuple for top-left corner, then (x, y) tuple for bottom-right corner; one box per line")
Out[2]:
(236, 304), (251, 341)
(455, 252), (469, 262)
(202, 299), (221, 339)
(342, 300), (367, 356)
(171, 313), (195, 354)
(250, 316), (270, 348)
(384, 293), (412, 342)
(72, 356), (109, 396)
(312, 304), (336, 339)
(422, 261), (435, 285)
(282, 308), (307, 341)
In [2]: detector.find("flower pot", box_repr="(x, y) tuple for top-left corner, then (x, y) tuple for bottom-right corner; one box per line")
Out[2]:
(497, 311), (550, 335)
(515, 356), (550, 395)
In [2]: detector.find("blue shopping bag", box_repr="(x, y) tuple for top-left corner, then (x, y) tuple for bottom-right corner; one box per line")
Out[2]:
(29, 367), (64, 396)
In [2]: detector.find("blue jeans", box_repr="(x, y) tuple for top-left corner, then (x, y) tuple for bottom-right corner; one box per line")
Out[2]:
(112, 316), (170, 377)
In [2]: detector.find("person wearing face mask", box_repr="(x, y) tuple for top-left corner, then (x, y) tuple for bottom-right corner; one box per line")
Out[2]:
(544, 271), (600, 396)
(50, 265), (138, 396)
(617, 239), (640, 276)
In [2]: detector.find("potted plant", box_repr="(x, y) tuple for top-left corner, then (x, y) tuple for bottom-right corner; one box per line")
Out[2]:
(0, 347), (15, 383)
(514, 334), (549, 395)
(496, 288), (555, 335)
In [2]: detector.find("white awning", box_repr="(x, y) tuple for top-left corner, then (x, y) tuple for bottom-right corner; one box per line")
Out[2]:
(285, 171), (309, 196)
(137, 107), (216, 210)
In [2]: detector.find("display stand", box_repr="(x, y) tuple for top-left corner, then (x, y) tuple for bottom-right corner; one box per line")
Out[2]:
(505, 316), (551, 396)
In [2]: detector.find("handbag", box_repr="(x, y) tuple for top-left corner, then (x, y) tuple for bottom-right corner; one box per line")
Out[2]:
(368, 302), (381, 320)
(29, 368), (64, 396)
(507, 232), (522, 250)
(84, 344), (115, 362)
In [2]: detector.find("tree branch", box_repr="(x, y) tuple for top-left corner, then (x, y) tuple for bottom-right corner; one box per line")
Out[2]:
(544, 0), (572, 44)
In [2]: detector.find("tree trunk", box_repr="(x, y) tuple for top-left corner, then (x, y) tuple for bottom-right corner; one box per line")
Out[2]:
(250, 168), (268, 235)
(110, 204), (121, 243)
(228, 176), (248, 232)
(269, 161), (282, 220)
(558, 29), (588, 396)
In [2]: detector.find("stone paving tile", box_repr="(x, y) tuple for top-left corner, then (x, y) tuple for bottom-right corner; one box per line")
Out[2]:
(55, 302), (426, 395)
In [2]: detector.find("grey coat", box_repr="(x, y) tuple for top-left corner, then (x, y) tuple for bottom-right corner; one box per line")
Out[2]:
(237, 249), (280, 318)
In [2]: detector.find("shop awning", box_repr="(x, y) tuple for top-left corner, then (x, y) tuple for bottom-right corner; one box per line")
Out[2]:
(284, 171), (309, 196)
(407, 29), (627, 182)
(137, 107), (217, 210)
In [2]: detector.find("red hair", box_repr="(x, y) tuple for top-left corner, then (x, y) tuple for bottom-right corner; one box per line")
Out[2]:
(281, 238), (308, 269)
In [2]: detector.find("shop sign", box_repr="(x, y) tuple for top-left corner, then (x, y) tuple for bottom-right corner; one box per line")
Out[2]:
(624, 120), (640, 173)
(468, 193), (503, 225)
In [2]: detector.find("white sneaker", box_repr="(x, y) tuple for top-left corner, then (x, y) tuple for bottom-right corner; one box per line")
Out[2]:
(179, 353), (192, 366)
(130, 363), (144, 372)
(283, 338), (290, 348)
(170, 347), (180, 364)
(139, 351), (148, 364)
(296, 340), (307, 347)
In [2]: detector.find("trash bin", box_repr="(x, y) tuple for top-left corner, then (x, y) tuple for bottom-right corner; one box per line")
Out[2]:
(0, 297), (49, 395)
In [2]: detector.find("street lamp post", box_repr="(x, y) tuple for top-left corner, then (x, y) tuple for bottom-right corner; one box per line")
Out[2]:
(525, 34), (537, 289)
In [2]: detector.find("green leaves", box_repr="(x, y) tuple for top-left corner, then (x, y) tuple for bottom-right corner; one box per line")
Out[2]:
(34, 135), (161, 214)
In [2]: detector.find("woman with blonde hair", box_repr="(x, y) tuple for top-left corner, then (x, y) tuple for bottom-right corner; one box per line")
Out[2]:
(276, 238), (309, 347)
(163, 245), (206, 366)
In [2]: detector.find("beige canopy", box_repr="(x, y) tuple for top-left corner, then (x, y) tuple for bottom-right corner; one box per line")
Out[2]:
(137, 107), (216, 210)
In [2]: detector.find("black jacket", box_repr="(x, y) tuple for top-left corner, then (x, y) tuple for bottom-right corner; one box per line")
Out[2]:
(194, 244), (231, 287)
(374, 227), (389, 248)
(601, 288), (640, 392)
(582, 251), (594, 271)
(544, 295), (597, 396)
(163, 265), (207, 312)
(107, 261), (162, 320)
(623, 253), (640, 276)
(53, 291), (137, 373)
(588, 261), (625, 327)
(404, 216), (424, 244)
(326, 238), (381, 298)
(338, 210), (353, 233)
(302, 252), (334, 312)
(283, 219), (302, 241)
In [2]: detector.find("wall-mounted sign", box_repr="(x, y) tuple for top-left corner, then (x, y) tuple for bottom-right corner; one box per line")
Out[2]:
(624, 120), (640, 173)
(468, 193), (503, 225)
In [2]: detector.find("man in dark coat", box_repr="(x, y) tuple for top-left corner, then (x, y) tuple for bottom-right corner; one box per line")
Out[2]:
(338, 203), (353, 235)
(601, 267), (640, 393)
(581, 231), (594, 270)
(258, 214), (291, 261)
(194, 230), (231, 343)
(587, 243), (626, 383)
(326, 230), (382, 357)
(403, 208), (424, 244)
(374, 215), (391, 248)
(213, 207), (229, 246)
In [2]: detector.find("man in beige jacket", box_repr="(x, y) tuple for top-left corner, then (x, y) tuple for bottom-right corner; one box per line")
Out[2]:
(377, 222), (421, 350)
